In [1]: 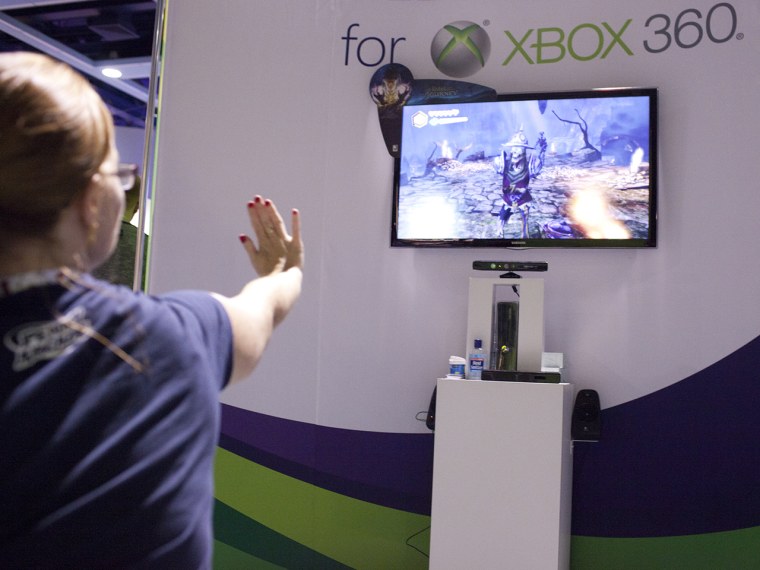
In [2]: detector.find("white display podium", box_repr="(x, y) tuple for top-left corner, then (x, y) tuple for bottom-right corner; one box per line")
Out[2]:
(429, 379), (574, 569)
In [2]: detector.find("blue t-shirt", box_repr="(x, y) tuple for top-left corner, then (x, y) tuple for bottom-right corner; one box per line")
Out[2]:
(0, 274), (233, 568)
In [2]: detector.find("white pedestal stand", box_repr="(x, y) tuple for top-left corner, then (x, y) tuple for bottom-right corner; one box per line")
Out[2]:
(429, 379), (574, 569)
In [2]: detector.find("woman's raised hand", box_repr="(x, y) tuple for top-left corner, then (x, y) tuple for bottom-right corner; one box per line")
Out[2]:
(239, 195), (303, 277)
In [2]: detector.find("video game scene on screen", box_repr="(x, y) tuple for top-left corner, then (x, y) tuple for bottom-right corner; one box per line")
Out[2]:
(396, 94), (652, 241)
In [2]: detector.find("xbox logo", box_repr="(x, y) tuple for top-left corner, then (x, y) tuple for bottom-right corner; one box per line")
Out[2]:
(431, 21), (491, 78)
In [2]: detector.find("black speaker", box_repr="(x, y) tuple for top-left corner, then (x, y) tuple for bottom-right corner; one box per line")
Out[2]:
(572, 389), (601, 441)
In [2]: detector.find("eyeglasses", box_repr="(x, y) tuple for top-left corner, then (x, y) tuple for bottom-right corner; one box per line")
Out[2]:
(103, 163), (139, 191)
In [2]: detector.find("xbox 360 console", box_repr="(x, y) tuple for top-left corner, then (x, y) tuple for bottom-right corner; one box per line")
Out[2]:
(473, 261), (548, 272)
(481, 370), (561, 383)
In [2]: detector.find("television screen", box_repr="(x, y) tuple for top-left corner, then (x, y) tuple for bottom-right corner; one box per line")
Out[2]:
(391, 87), (658, 248)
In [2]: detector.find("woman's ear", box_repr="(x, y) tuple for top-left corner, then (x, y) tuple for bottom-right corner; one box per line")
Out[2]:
(74, 176), (104, 236)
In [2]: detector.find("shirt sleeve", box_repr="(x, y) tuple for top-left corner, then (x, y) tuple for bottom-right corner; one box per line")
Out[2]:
(158, 290), (234, 390)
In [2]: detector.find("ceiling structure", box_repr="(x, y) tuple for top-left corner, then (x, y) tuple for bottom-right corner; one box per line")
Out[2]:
(0, 0), (158, 128)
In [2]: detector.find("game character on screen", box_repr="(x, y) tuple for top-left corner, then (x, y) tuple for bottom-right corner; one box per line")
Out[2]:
(496, 129), (543, 238)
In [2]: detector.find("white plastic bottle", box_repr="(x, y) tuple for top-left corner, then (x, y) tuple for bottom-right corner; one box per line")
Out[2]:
(448, 356), (466, 378)
(468, 339), (485, 380)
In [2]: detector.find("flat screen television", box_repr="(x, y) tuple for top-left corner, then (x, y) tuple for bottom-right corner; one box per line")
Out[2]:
(391, 87), (658, 248)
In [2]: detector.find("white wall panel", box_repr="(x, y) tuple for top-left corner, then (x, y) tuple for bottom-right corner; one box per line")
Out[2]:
(151, 0), (760, 430)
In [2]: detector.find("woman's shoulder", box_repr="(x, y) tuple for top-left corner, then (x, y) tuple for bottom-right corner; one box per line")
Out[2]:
(70, 277), (232, 384)
(67, 276), (227, 340)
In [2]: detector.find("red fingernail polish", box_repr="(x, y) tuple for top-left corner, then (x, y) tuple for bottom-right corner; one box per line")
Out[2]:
(238, 234), (247, 243)
(247, 201), (254, 209)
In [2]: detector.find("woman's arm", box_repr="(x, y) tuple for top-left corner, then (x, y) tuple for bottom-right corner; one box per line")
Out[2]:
(211, 195), (303, 384)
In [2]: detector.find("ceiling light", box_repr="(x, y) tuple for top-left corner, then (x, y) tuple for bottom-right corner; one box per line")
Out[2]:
(102, 67), (123, 79)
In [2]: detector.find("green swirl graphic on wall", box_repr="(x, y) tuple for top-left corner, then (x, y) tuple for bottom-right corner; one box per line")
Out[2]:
(430, 21), (491, 78)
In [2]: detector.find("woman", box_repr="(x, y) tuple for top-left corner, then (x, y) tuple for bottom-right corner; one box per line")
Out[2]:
(0, 52), (303, 568)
